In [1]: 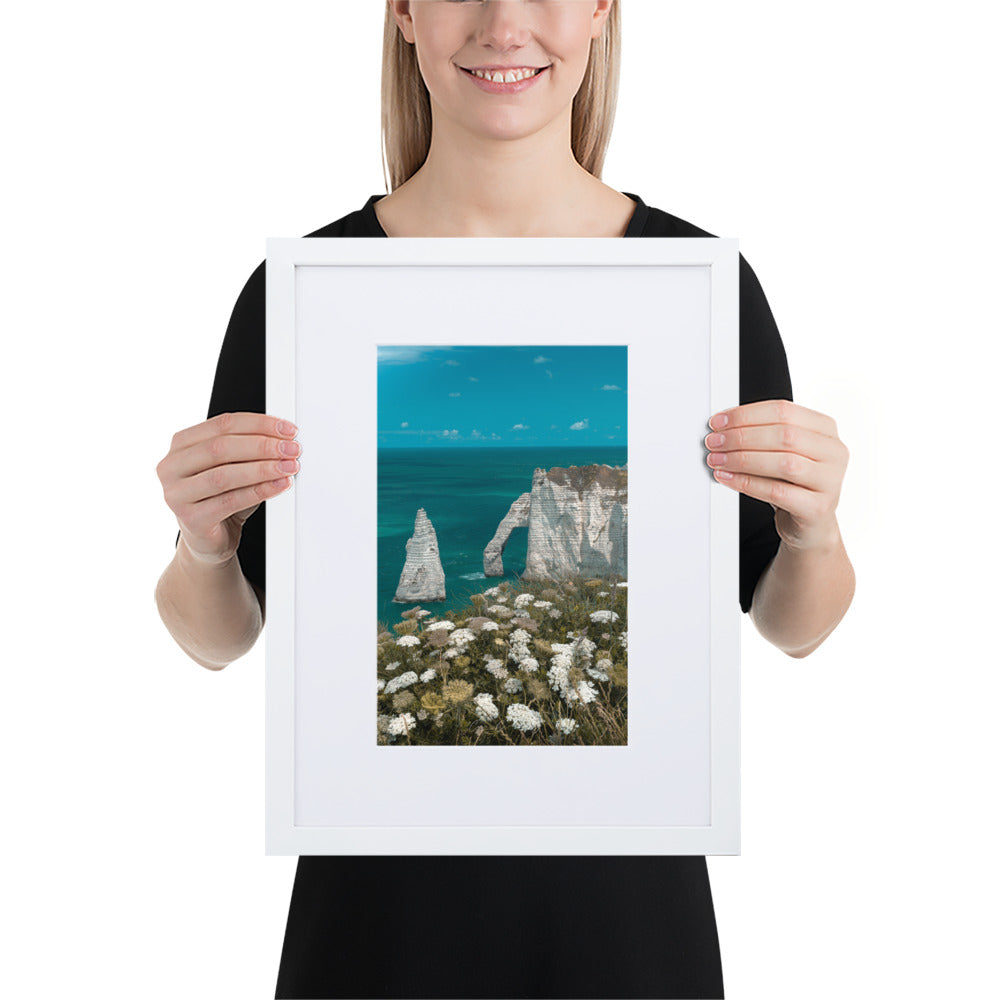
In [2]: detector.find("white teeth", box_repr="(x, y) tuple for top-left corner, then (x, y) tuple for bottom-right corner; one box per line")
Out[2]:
(470, 67), (541, 83)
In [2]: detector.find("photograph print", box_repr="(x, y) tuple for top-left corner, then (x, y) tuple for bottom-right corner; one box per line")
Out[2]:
(377, 345), (628, 747)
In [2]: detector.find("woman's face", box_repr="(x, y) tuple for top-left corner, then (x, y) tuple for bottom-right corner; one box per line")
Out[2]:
(393, 1), (613, 142)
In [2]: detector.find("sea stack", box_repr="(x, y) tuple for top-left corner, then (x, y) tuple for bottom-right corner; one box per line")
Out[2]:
(484, 464), (628, 580)
(393, 507), (446, 603)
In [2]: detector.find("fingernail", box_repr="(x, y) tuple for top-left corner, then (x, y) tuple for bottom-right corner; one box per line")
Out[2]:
(278, 420), (298, 436)
(707, 452), (727, 467)
(706, 433), (725, 449)
(709, 413), (729, 430)
(715, 469), (734, 480)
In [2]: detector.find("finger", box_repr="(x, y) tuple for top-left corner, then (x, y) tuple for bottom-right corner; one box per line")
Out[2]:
(706, 448), (829, 491)
(712, 468), (825, 521)
(709, 400), (837, 438)
(704, 423), (843, 464)
(173, 457), (300, 505)
(169, 412), (297, 453)
(183, 476), (293, 536)
(170, 431), (302, 481)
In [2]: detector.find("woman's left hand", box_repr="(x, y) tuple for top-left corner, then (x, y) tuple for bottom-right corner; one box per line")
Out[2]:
(705, 400), (849, 552)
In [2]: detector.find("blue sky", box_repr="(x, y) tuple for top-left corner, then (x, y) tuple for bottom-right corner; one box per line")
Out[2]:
(377, 345), (627, 448)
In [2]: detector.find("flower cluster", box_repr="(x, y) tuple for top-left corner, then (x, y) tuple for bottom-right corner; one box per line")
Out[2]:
(506, 704), (543, 732)
(473, 692), (499, 722)
(384, 670), (419, 695)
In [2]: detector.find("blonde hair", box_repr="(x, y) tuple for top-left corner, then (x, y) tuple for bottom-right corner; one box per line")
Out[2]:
(380, 1), (621, 192)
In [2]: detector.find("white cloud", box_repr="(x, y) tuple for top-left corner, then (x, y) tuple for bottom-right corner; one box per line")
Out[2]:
(512, 423), (529, 431)
(569, 418), (589, 431)
(601, 384), (622, 391)
(449, 392), (461, 397)
(400, 421), (408, 428)
(533, 355), (551, 364)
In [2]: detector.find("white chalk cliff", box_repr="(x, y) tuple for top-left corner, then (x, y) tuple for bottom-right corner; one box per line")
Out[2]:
(484, 464), (627, 581)
(393, 508), (446, 603)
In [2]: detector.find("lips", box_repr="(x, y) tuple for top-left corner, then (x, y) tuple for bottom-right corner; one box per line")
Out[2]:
(459, 65), (550, 94)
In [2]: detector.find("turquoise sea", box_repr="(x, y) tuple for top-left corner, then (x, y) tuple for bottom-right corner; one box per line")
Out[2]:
(377, 445), (627, 628)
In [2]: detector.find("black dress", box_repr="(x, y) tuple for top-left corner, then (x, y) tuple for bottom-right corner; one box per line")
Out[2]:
(197, 192), (792, 1000)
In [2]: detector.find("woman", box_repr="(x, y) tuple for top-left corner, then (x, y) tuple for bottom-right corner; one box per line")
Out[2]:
(156, 3), (854, 996)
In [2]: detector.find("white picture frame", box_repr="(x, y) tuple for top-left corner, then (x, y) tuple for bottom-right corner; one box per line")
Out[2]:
(265, 237), (740, 855)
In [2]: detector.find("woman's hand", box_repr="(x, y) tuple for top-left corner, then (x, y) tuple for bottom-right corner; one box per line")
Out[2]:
(704, 400), (849, 552)
(157, 412), (300, 566)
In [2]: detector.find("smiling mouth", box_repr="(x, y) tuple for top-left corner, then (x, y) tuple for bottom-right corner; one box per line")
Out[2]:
(460, 66), (549, 83)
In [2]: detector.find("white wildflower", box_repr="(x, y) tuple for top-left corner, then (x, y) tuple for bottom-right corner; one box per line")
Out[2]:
(473, 692), (499, 722)
(483, 586), (501, 598)
(532, 600), (553, 609)
(506, 704), (543, 732)
(425, 620), (456, 632)
(596, 591), (609, 597)
(556, 718), (577, 735)
(520, 657), (539, 673)
(387, 712), (416, 736)
(414, 609), (432, 617)
(586, 664), (609, 682)
(589, 609), (620, 624)
(448, 628), (477, 646)
(617, 582), (628, 589)
(485, 657), (509, 680)
(384, 660), (401, 672)
(384, 670), (418, 695)
(576, 680), (598, 704)
(510, 628), (531, 644)
(377, 678), (386, 692)
(504, 677), (523, 694)
(548, 607), (562, 618)
(419, 668), (437, 683)
(396, 634), (420, 647)
(480, 620), (500, 631)
(547, 655), (576, 704)
(513, 593), (536, 608)
(620, 631), (628, 650)
(443, 647), (460, 659)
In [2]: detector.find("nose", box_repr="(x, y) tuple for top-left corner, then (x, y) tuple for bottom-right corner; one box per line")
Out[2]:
(475, 0), (533, 53)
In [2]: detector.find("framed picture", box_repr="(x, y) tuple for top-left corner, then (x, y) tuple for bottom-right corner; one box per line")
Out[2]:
(265, 236), (740, 855)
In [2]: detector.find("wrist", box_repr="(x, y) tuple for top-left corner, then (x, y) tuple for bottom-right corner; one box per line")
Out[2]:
(780, 517), (843, 557)
(176, 532), (239, 576)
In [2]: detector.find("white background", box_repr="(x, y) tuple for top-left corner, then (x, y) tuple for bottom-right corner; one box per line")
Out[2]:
(2, 1), (996, 997)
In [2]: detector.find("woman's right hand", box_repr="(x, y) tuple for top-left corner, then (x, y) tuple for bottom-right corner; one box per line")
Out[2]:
(157, 412), (300, 567)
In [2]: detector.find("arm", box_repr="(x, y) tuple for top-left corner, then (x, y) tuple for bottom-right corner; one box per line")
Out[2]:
(707, 399), (855, 657)
(155, 539), (265, 670)
(747, 525), (854, 658)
